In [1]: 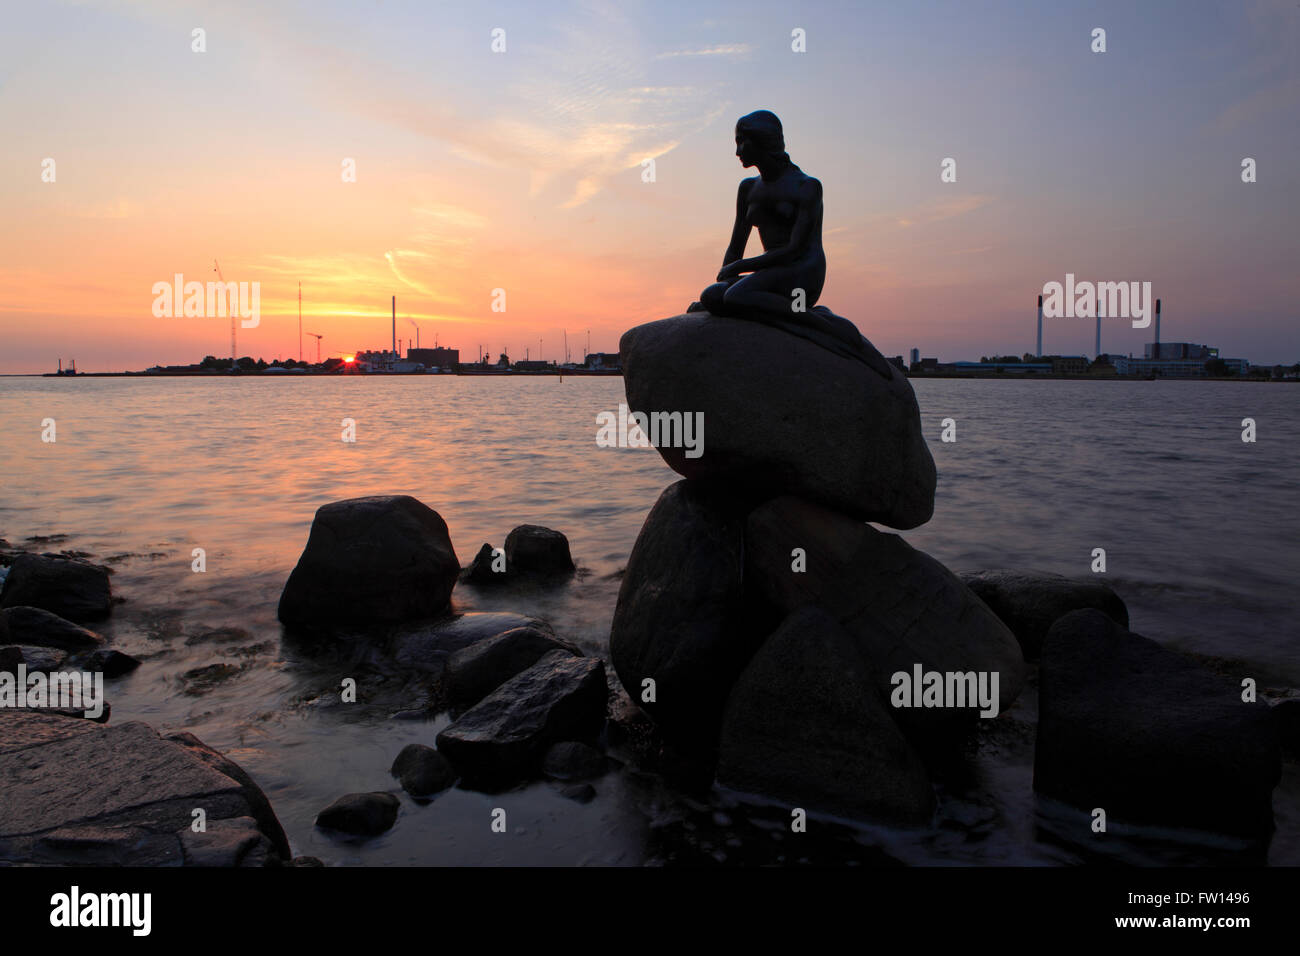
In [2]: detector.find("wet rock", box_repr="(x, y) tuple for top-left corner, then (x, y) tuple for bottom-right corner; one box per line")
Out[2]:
(0, 606), (104, 652)
(179, 816), (275, 867)
(0, 713), (289, 865)
(958, 570), (1129, 659)
(278, 495), (460, 635)
(1035, 609), (1280, 838)
(446, 626), (580, 711)
(717, 607), (935, 825)
(463, 542), (504, 584)
(436, 651), (607, 785)
(389, 612), (553, 675)
(504, 525), (575, 576)
(390, 743), (456, 796)
(83, 647), (143, 677)
(560, 783), (597, 804)
(746, 496), (1025, 744)
(0, 553), (113, 624)
(179, 662), (248, 695)
(11, 645), (70, 671)
(610, 480), (760, 744)
(1274, 700), (1300, 759)
(542, 741), (612, 781)
(315, 792), (400, 836)
(620, 312), (936, 529)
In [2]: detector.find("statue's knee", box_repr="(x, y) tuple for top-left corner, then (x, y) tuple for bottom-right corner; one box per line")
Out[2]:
(700, 282), (728, 312)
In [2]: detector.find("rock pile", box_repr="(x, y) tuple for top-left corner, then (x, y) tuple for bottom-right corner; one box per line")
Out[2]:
(613, 311), (1019, 823)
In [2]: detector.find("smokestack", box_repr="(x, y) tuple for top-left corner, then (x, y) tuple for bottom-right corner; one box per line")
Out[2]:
(392, 295), (396, 360)
(1036, 294), (1043, 357)
(1154, 298), (1161, 359)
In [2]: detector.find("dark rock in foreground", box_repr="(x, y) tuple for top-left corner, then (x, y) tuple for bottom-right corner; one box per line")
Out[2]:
(717, 607), (935, 825)
(620, 312), (936, 529)
(0, 712), (289, 865)
(278, 495), (460, 635)
(446, 626), (580, 711)
(2, 645), (68, 671)
(1035, 609), (1280, 838)
(959, 570), (1128, 659)
(0, 554), (113, 624)
(315, 792), (400, 836)
(1, 605), (105, 652)
(746, 496), (1025, 743)
(1274, 700), (1300, 760)
(542, 741), (612, 781)
(390, 743), (456, 796)
(436, 651), (607, 784)
(610, 480), (756, 744)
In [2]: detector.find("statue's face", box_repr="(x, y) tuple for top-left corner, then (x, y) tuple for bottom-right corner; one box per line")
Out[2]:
(734, 127), (760, 168)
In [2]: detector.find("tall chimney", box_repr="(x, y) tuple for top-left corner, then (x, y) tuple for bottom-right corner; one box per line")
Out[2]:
(1036, 294), (1043, 357)
(392, 295), (396, 360)
(1154, 298), (1161, 359)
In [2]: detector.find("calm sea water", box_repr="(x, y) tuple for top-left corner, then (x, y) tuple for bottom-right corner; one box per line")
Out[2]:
(0, 375), (1296, 865)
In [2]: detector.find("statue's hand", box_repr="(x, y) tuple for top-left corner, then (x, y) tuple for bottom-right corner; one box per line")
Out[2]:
(717, 261), (741, 282)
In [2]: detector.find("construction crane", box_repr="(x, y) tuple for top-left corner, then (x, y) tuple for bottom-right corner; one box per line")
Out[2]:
(306, 333), (323, 363)
(213, 259), (235, 372)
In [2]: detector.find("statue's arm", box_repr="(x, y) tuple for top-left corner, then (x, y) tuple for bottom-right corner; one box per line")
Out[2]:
(727, 177), (821, 274)
(722, 178), (756, 266)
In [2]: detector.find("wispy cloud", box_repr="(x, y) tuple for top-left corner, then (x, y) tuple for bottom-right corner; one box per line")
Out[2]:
(655, 44), (751, 59)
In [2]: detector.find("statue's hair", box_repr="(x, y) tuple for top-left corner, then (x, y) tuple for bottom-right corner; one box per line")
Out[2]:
(736, 110), (790, 166)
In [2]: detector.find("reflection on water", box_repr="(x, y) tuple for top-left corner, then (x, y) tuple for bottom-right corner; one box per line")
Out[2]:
(0, 376), (1296, 864)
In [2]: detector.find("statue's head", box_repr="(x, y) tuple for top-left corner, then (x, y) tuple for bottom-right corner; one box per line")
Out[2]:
(735, 110), (789, 169)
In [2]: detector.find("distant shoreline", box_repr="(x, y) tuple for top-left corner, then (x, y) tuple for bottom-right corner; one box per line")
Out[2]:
(6, 371), (1296, 382)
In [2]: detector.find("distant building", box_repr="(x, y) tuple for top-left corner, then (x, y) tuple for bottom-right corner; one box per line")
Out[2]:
(889, 355), (907, 373)
(408, 347), (459, 369)
(1114, 356), (1248, 377)
(947, 361), (1052, 374)
(585, 351), (621, 370)
(515, 360), (552, 372)
(910, 348), (920, 366)
(1145, 342), (1216, 360)
(1050, 355), (1088, 374)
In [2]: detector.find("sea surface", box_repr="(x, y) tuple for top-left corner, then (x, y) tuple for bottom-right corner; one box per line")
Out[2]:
(0, 375), (1296, 865)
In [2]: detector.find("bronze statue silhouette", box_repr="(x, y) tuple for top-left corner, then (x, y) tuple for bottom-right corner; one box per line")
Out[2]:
(689, 110), (891, 376)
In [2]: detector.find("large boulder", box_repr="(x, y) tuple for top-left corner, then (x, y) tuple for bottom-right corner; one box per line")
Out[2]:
(436, 651), (607, 784)
(717, 607), (935, 824)
(0, 606), (104, 652)
(745, 496), (1025, 743)
(959, 570), (1128, 659)
(0, 554), (112, 624)
(278, 495), (460, 633)
(445, 626), (580, 711)
(620, 312), (936, 529)
(0, 713), (289, 865)
(1035, 610), (1280, 838)
(609, 480), (760, 743)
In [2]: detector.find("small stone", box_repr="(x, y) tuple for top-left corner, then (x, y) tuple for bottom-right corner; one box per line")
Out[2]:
(390, 743), (456, 796)
(315, 792), (400, 835)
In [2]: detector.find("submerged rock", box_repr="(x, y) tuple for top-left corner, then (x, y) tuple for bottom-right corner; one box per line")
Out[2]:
(0, 553), (113, 624)
(436, 651), (607, 784)
(390, 743), (456, 796)
(1, 645), (68, 671)
(278, 495), (460, 635)
(1035, 609), (1280, 838)
(315, 792), (400, 836)
(717, 607), (935, 825)
(959, 570), (1128, 659)
(389, 612), (553, 675)
(0, 606), (104, 652)
(620, 312), (936, 529)
(446, 626), (580, 711)
(0, 713), (289, 865)
(609, 480), (758, 744)
(745, 496), (1025, 743)
(83, 647), (142, 677)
